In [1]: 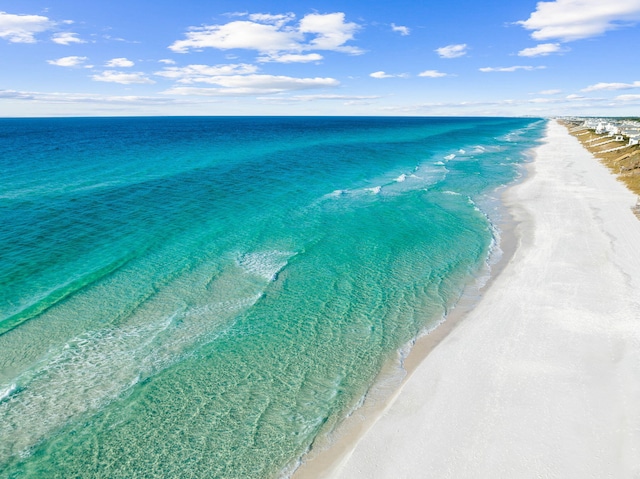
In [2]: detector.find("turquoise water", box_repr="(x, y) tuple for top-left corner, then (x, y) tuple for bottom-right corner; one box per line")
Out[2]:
(0, 117), (544, 478)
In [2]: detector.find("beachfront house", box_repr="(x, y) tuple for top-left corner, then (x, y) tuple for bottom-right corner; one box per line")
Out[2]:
(606, 124), (621, 136)
(622, 125), (640, 138)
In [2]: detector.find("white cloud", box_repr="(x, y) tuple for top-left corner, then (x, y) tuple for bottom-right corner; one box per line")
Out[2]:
(0, 90), (185, 105)
(518, 43), (563, 57)
(102, 34), (137, 43)
(615, 94), (640, 101)
(0, 89), (181, 105)
(162, 87), (255, 96)
(0, 11), (53, 43)
(381, 99), (519, 113)
(248, 12), (295, 27)
(391, 23), (410, 35)
(295, 94), (379, 101)
(380, 95), (618, 113)
(158, 59), (176, 65)
(105, 57), (135, 68)
(370, 71), (391, 79)
(582, 81), (640, 92)
(479, 65), (546, 72)
(161, 74), (338, 96)
(370, 71), (408, 79)
(187, 74), (336, 89)
(170, 21), (300, 53)
(155, 58), (340, 97)
(169, 12), (361, 56)
(418, 70), (448, 78)
(435, 44), (467, 59)
(51, 32), (85, 45)
(298, 13), (361, 53)
(257, 53), (323, 63)
(224, 12), (249, 18)
(518, 0), (640, 42)
(162, 74), (339, 96)
(92, 71), (155, 84)
(47, 56), (88, 67)
(155, 63), (259, 82)
(259, 94), (380, 102)
(539, 89), (562, 94)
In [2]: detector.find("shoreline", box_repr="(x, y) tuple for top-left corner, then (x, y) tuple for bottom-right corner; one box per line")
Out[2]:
(291, 124), (541, 478)
(294, 120), (640, 478)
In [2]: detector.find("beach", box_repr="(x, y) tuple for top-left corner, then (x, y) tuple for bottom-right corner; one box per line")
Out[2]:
(296, 120), (640, 478)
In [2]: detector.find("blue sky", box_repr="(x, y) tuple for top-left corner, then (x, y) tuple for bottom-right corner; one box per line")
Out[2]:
(1, 0), (640, 116)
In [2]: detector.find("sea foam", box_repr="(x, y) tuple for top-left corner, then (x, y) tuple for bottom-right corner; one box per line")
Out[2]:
(237, 251), (296, 281)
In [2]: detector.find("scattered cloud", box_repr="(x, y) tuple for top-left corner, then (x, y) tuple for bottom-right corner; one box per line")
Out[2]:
(158, 59), (176, 65)
(391, 23), (410, 35)
(380, 99), (519, 113)
(169, 12), (362, 57)
(247, 12), (296, 27)
(479, 65), (546, 72)
(0, 11), (54, 43)
(539, 89), (562, 94)
(518, 43), (564, 57)
(155, 63), (259, 82)
(102, 34), (138, 43)
(224, 12), (250, 18)
(370, 71), (392, 79)
(257, 53), (323, 63)
(518, 0), (640, 42)
(615, 94), (640, 101)
(259, 94), (380, 102)
(582, 81), (640, 92)
(47, 56), (88, 67)
(170, 21), (298, 53)
(92, 71), (155, 84)
(435, 44), (467, 59)
(298, 13), (361, 53)
(51, 32), (85, 45)
(154, 60), (341, 97)
(418, 70), (448, 78)
(162, 74), (339, 96)
(298, 94), (379, 101)
(370, 71), (408, 79)
(105, 57), (135, 68)
(0, 89), (186, 105)
(378, 93), (618, 115)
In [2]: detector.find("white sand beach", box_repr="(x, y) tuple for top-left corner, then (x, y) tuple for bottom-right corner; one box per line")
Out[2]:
(300, 120), (640, 478)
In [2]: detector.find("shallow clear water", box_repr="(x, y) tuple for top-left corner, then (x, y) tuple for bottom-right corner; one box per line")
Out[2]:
(0, 116), (545, 478)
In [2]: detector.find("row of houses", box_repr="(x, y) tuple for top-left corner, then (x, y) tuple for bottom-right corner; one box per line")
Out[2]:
(569, 117), (640, 146)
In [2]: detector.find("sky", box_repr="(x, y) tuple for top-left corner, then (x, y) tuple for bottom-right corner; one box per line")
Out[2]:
(1, 0), (640, 117)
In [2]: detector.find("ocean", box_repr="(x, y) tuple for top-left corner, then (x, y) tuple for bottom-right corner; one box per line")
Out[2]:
(0, 116), (545, 478)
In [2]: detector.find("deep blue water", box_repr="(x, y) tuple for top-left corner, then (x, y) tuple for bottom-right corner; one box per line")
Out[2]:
(0, 116), (545, 478)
